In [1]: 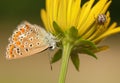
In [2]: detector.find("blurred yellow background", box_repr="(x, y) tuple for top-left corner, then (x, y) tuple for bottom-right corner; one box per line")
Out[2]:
(0, 0), (120, 83)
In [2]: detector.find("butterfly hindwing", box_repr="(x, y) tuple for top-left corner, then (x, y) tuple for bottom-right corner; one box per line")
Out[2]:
(6, 22), (50, 60)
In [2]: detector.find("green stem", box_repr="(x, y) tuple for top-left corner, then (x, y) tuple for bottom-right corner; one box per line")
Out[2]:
(58, 41), (73, 83)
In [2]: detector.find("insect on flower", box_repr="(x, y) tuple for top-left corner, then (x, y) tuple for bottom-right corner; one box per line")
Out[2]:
(97, 14), (107, 25)
(6, 21), (57, 60)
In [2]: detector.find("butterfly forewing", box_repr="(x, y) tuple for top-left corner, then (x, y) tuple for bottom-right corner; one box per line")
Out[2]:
(6, 22), (50, 60)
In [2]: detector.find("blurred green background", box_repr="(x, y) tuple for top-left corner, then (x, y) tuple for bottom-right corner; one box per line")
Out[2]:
(0, 0), (120, 83)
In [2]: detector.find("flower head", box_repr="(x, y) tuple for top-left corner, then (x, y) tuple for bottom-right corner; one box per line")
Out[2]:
(41, 0), (120, 44)
(41, 0), (120, 70)
(41, 0), (120, 63)
(41, 0), (120, 82)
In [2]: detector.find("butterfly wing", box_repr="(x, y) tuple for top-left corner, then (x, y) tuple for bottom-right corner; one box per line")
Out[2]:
(6, 21), (49, 60)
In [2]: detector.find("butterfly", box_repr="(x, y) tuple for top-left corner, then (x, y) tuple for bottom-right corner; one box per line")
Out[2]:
(6, 21), (56, 60)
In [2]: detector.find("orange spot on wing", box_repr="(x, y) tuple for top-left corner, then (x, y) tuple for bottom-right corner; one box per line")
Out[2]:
(20, 28), (25, 33)
(16, 31), (21, 37)
(26, 24), (29, 30)
(9, 44), (14, 50)
(8, 44), (15, 55)
(16, 41), (21, 46)
(10, 51), (13, 55)
(12, 31), (21, 42)
(20, 45), (24, 48)
(13, 37), (17, 41)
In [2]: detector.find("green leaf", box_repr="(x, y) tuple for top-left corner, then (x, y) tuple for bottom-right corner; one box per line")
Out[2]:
(51, 49), (62, 63)
(67, 26), (78, 40)
(53, 21), (64, 37)
(81, 48), (97, 59)
(76, 39), (97, 50)
(71, 54), (80, 71)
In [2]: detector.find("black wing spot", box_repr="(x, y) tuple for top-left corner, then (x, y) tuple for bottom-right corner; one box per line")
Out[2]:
(25, 48), (29, 52)
(29, 44), (33, 48)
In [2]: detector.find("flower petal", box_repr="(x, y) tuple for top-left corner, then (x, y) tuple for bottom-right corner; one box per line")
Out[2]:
(78, 0), (108, 36)
(101, 0), (112, 14)
(67, 0), (73, 28)
(41, 9), (49, 31)
(92, 27), (120, 43)
(108, 22), (117, 31)
(46, 0), (55, 33)
(57, 0), (67, 30)
(53, 0), (60, 22)
(77, 0), (95, 30)
(70, 0), (81, 28)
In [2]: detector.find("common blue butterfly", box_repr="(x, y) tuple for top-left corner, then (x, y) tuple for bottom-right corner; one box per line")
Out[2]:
(6, 21), (56, 60)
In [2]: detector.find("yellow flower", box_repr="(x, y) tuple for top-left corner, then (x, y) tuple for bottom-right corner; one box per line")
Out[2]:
(41, 0), (120, 44)
(41, 0), (120, 83)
